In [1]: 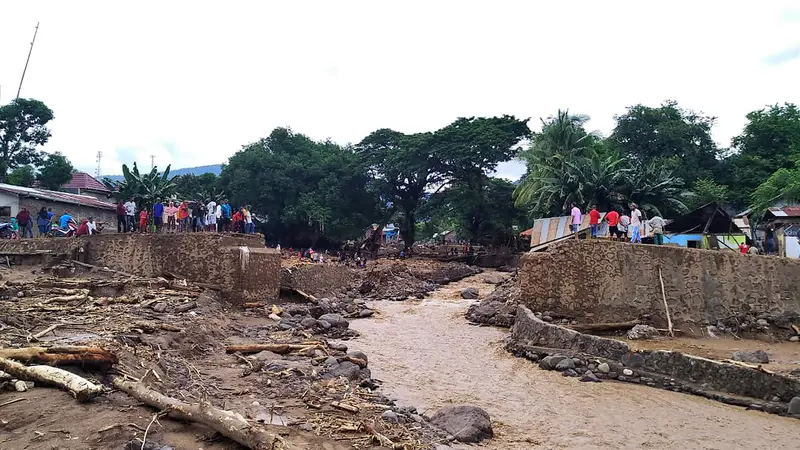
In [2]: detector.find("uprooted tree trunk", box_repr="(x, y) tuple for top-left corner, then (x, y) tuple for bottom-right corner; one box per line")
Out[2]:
(112, 377), (288, 450)
(0, 357), (104, 402)
(0, 346), (118, 369)
(225, 343), (326, 356)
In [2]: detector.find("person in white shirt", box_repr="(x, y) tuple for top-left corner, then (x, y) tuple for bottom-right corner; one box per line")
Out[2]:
(86, 218), (97, 235)
(123, 199), (136, 232)
(206, 200), (217, 232)
(214, 203), (222, 232)
(630, 203), (643, 244)
(244, 205), (253, 234)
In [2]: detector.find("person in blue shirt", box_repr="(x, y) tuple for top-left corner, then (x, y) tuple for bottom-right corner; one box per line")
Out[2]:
(153, 198), (164, 233)
(220, 200), (232, 232)
(59, 210), (73, 229)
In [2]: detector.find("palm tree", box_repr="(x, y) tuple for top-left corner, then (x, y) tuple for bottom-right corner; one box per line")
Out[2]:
(620, 159), (692, 217)
(102, 162), (177, 210)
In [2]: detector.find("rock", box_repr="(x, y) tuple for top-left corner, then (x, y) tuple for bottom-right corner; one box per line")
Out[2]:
(16, 291), (24, 298)
(539, 355), (568, 370)
(562, 369), (579, 377)
(381, 410), (401, 423)
(14, 380), (27, 392)
(607, 371), (618, 379)
(409, 413), (425, 424)
(622, 352), (645, 368)
(622, 368), (634, 376)
(460, 288), (479, 300)
(470, 305), (497, 321)
(347, 351), (369, 367)
(316, 320), (332, 329)
(597, 362), (610, 374)
(772, 396), (782, 402)
(580, 371), (602, 382)
(268, 313), (282, 321)
(328, 342), (348, 352)
(318, 313), (349, 328)
(788, 397), (800, 415)
(151, 302), (167, 313)
(555, 359), (576, 370)
(542, 315), (553, 322)
(732, 350), (770, 364)
(300, 317), (317, 329)
(626, 324), (658, 340)
(482, 274), (505, 285)
(278, 320), (295, 330)
(358, 309), (374, 318)
(324, 361), (362, 380)
(756, 318), (769, 326)
(324, 356), (338, 366)
(429, 405), (493, 443)
(790, 336), (799, 342)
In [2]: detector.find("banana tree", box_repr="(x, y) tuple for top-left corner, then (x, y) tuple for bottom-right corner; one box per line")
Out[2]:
(102, 162), (177, 210)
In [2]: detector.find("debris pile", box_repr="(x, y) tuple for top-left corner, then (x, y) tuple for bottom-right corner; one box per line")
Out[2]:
(358, 259), (480, 301)
(466, 273), (521, 327)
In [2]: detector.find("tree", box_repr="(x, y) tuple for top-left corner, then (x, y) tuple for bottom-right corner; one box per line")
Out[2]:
(620, 159), (692, 217)
(173, 173), (223, 201)
(37, 152), (74, 190)
(750, 160), (800, 215)
(6, 165), (36, 187)
(102, 163), (176, 210)
(0, 99), (54, 178)
(609, 100), (720, 186)
(722, 103), (800, 208)
(221, 128), (382, 246)
(688, 178), (728, 209)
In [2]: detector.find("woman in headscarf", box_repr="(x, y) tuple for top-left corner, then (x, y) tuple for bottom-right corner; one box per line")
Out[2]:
(36, 206), (50, 237)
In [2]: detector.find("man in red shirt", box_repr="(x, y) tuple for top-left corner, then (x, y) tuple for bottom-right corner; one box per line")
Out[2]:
(604, 209), (620, 241)
(588, 205), (601, 238)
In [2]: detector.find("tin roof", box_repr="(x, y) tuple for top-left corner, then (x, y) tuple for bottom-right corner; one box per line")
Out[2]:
(0, 183), (115, 211)
(61, 172), (110, 192)
(767, 207), (800, 218)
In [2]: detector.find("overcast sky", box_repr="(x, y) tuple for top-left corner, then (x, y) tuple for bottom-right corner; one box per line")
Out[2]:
(1, 1), (798, 180)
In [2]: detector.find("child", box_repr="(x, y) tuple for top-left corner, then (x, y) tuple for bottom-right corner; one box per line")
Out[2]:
(139, 208), (149, 233)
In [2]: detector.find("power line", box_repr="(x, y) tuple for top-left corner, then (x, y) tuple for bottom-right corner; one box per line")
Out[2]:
(16, 22), (40, 100)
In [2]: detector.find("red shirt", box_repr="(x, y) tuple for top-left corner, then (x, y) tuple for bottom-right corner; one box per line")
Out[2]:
(589, 209), (601, 225)
(739, 243), (749, 254)
(605, 210), (619, 226)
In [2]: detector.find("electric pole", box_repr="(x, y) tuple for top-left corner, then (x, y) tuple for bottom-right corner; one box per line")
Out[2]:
(16, 22), (40, 100)
(150, 155), (155, 170)
(95, 151), (103, 178)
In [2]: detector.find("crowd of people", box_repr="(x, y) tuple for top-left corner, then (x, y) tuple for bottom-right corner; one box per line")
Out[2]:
(7, 206), (101, 238)
(115, 198), (256, 234)
(569, 202), (667, 244)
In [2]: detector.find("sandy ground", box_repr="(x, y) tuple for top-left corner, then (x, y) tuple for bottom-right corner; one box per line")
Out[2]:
(349, 272), (800, 450)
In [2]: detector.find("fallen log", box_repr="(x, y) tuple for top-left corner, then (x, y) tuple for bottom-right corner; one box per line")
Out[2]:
(111, 377), (288, 449)
(0, 346), (118, 368)
(0, 357), (104, 402)
(31, 324), (60, 340)
(567, 320), (640, 332)
(26, 288), (90, 296)
(330, 401), (360, 414)
(173, 301), (197, 313)
(226, 343), (325, 355)
(721, 359), (774, 374)
(43, 293), (88, 304)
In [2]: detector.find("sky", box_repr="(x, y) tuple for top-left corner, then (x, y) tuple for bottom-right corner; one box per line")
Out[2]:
(1, 1), (799, 181)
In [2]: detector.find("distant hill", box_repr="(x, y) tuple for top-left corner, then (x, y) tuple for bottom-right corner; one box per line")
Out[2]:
(103, 164), (222, 182)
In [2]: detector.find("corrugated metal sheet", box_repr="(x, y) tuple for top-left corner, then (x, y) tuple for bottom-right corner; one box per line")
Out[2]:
(0, 183), (115, 210)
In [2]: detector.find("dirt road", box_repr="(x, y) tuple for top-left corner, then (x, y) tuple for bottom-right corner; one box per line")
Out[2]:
(349, 272), (800, 449)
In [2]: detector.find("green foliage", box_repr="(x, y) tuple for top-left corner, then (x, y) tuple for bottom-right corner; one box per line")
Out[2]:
(221, 128), (382, 246)
(6, 165), (36, 187)
(102, 163), (176, 210)
(173, 173), (223, 202)
(37, 152), (75, 190)
(750, 160), (800, 215)
(688, 178), (729, 209)
(723, 103), (800, 208)
(0, 98), (54, 177)
(610, 100), (720, 186)
(515, 110), (691, 218)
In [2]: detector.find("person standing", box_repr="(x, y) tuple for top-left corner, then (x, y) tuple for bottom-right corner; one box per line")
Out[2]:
(604, 208), (620, 241)
(192, 201), (204, 232)
(36, 207), (50, 237)
(243, 205), (253, 234)
(116, 201), (127, 233)
(618, 210), (630, 241)
(206, 199), (217, 232)
(164, 201), (177, 232)
(16, 208), (32, 238)
(139, 207), (149, 233)
(178, 201), (190, 233)
(588, 205), (601, 239)
(153, 198), (164, 233)
(630, 203), (643, 244)
(648, 215), (666, 245)
(124, 198), (137, 232)
(220, 199), (232, 232)
(570, 203), (582, 239)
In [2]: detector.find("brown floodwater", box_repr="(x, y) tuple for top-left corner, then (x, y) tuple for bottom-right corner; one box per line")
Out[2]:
(349, 273), (800, 450)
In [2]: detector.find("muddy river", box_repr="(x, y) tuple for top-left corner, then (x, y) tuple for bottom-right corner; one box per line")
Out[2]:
(349, 273), (800, 449)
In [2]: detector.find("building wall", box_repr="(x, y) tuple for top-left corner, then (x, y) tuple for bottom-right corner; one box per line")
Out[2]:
(16, 197), (117, 230)
(0, 192), (20, 219)
(518, 240), (800, 328)
(0, 233), (279, 303)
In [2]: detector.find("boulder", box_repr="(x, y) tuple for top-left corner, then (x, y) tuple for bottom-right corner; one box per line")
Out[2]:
(318, 313), (349, 328)
(461, 288), (479, 300)
(626, 324), (658, 340)
(381, 410), (401, 423)
(538, 355), (568, 370)
(597, 362), (610, 374)
(358, 309), (374, 318)
(788, 397), (800, 415)
(429, 405), (493, 443)
(555, 359), (576, 371)
(731, 350), (770, 364)
(300, 317), (317, 329)
(323, 361), (361, 380)
(347, 351), (369, 367)
(482, 274), (506, 285)
(580, 371), (602, 383)
(562, 369), (579, 377)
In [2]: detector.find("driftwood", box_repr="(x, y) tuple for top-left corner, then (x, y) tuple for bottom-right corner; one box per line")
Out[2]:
(31, 324), (60, 340)
(567, 320), (640, 332)
(71, 260), (135, 278)
(657, 267), (674, 337)
(43, 293), (89, 304)
(173, 301), (197, 313)
(226, 343), (326, 356)
(112, 377), (288, 449)
(0, 346), (118, 368)
(282, 287), (319, 305)
(330, 401), (360, 414)
(0, 357), (104, 402)
(132, 322), (183, 333)
(721, 359), (774, 374)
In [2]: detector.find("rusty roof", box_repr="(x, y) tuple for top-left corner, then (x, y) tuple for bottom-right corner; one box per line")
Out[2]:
(0, 183), (115, 211)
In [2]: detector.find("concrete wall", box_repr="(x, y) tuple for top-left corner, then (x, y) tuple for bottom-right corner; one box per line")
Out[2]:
(17, 197), (117, 231)
(0, 234), (280, 303)
(519, 240), (800, 328)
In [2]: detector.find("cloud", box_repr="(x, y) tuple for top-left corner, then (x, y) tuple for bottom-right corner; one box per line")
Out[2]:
(764, 45), (800, 65)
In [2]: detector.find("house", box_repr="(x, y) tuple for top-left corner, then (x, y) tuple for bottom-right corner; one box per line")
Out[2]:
(61, 172), (112, 201)
(662, 202), (745, 250)
(757, 206), (800, 258)
(0, 183), (117, 228)
(523, 211), (653, 251)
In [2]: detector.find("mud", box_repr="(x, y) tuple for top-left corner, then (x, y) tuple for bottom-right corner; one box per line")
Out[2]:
(350, 272), (800, 449)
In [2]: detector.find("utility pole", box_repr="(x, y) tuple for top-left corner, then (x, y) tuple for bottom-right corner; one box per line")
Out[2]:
(95, 151), (103, 178)
(150, 155), (155, 170)
(16, 22), (40, 100)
